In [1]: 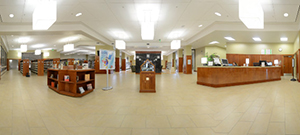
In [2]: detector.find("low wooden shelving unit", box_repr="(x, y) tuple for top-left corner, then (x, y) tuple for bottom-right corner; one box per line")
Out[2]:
(140, 59), (156, 93)
(47, 68), (95, 97)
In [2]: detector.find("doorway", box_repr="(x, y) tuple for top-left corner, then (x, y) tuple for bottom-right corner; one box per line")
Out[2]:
(9, 59), (19, 69)
(283, 55), (293, 74)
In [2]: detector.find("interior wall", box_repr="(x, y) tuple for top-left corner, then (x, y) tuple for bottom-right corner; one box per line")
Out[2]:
(205, 46), (227, 59)
(60, 54), (87, 59)
(227, 43), (294, 54)
(195, 47), (205, 69)
(8, 50), (60, 59)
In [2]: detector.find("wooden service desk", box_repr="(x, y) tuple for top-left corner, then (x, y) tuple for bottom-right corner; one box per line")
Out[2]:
(197, 66), (281, 87)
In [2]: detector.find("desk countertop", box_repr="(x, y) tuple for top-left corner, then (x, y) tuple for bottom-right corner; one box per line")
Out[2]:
(197, 66), (280, 68)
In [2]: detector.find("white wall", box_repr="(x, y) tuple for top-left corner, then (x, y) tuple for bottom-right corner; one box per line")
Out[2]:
(227, 43), (294, 54)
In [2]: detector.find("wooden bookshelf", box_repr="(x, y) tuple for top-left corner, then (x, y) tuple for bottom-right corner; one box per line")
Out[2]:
(20, 59), (30, 76)
(30, 59), (44, 76)
(47, 68), (95, 97)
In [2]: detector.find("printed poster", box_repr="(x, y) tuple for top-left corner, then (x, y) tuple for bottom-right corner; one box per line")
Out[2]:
(99, 49), (115, 69)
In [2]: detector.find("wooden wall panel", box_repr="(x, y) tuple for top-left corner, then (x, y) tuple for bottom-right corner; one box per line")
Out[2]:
(7, 59), (9, 71)
(249, 55), (260, 66)
(178, 57), (183, 72)
(122, 59), (126, 71)
(38, 59), (44, 76)
(115, 58), (120, 72)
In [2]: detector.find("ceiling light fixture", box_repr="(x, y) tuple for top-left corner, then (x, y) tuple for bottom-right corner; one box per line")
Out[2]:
(141, 22), (154, 40)
(209, 41), (219, 44)
(136, 4), (160, 40)
(224, 37), (235, 41)
(284, 13), (289, 17)
(31, 44), (46, 48)
(18, 52), (21, 57)
(198, 24), (203, 27)
(18, 37), (30, 43)
(215, 12), (221, 16)
(239, 0), (264, 29)
(35, 50), (41, 55)
(252, 37), (261, 41)
(75, 13), (82, 17)
(32, 1), (57, 30)
(63, 44), (74, 52)
(170, 40), (181, 49)
(20, 44), (27, 52)
(115, 40), (126, 49)
(9, 14), (14, 18)
(280, 37), (288, 41)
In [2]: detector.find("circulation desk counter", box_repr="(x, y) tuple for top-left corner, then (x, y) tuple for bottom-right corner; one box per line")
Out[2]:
(197, 66), (281, 87)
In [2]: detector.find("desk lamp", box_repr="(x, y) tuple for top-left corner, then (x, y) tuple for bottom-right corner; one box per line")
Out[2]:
(274, 59), (279, 67)
(246, 58), (249, 66)
(201, 57), (207, 66)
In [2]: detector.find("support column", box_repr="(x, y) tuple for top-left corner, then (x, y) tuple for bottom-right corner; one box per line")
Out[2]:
(184, 45), (192, 74)
(172, 52), (175, 67)
(177, 49), (183, 72)
(121, 52), (126, 71)
(115, 49), (120, 72)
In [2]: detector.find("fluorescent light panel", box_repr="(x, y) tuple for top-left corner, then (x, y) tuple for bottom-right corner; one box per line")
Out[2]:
(32, 1), (57, 30)
(239, 0), (264, 29)
(215, 12), (221, 16)
(252, 37), (261, 41)
(18, 37), (30, 43)
(224, 37), (235, 41)
(170, 40), (181, 49)
(63, 44), (74, 52)
(209, 41), (219, 44)
(115, 40), (126, 49)
(280, 37), (288, 41)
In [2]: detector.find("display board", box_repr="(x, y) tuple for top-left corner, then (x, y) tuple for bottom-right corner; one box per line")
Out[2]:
(99, 49), (115, 69)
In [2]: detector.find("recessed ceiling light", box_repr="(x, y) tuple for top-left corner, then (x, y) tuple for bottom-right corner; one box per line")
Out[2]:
(75, 13), (82, 17)
(198, 24), (203, 27)
(284, 13), (289, 17)
(252, 37), (261, 41)
(224, 37), (235, 41)
(209, 41), (219, 44)
(215, 12), (221, 16)
(280, 37), (288, 41)
(9, 14), (14, 18)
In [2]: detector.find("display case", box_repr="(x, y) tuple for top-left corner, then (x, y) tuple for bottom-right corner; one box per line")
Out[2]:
(140, 59), (156, 93)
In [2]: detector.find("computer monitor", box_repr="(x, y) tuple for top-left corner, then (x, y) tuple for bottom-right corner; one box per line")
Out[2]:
(259, 60), (267, 66)
(267, 62), (272, 66)
(221, 59), (228, 65)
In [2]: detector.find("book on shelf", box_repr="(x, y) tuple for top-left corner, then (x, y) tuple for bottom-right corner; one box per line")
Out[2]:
(79, 87), (85, 94)
(87, 83), (93, 90)
(50, 74), (53, 78)
(76, 76), (79, 82)
(64, 75), (70, 81)
(57, 75), (59, 80)
(51, 82), (55, 87)
(85, 74), (90, 81)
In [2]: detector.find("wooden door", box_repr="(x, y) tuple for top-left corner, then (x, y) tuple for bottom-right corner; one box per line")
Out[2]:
(283, 56), (293, 73)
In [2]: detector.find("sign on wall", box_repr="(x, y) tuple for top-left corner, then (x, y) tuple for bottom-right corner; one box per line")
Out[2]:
(261, 49), (272, 54)
(99, 49), (115, 70)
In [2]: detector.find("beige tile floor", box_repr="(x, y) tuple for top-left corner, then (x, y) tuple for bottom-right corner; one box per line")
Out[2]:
(0, 69), (300, 135)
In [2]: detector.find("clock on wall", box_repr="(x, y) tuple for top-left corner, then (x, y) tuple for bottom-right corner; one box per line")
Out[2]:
(278, 48), (282, 52)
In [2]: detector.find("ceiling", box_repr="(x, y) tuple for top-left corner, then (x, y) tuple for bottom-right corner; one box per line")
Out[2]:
(0, 0), (300, 55)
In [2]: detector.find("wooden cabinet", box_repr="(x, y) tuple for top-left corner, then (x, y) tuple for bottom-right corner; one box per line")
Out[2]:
(47, 69), (95, 97)
(140, 71), (156, 92)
